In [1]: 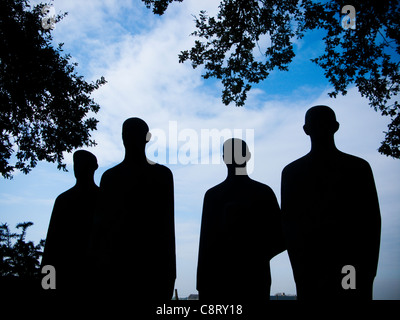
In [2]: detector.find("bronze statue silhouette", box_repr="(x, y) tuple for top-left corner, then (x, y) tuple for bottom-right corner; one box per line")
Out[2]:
(41, 150), (100, 293)
(281, 105), (381, 300)
(97, 117), (176, 302)
(197, 138), (285, 302)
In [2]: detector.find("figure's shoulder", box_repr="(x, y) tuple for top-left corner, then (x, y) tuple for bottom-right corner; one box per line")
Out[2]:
(148, 163), (173, 183)
(152, 163), (173, 175)
(52, 187), (79, 211)
(56, 184), (100, 200)
(243, 179), (277, 201)
(205, 182), (222, 194)
(100, 163), (125, 184)
(55, 187), (76, 202)
(282, 154), (310, 174)
(204, 181), (226, 199)
(103, 163), (124, 175)
(204, 178), (275, 197)
(339, 151), (369, 164)
(251, 179), (275, 194)
(338, 151), (372, 171)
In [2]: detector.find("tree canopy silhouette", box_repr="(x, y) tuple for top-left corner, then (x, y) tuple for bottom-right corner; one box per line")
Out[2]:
(142, 0), (183, 15)
(144, 0), (400, 159)
(0, 0), (106, 179)
(0, 222), (44, 279)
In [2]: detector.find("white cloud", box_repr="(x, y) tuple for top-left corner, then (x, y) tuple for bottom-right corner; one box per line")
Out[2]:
(0, 193), (53, 206)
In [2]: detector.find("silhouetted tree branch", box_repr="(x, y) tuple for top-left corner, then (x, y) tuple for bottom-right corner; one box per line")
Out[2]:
(142, 0), (183, 15)
(0, 0), (106, 178)
(144, 0), (400, 159)
(0, 222), (44, 279)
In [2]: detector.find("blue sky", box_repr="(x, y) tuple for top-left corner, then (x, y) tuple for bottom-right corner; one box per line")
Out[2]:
(1, 0), (400, 299)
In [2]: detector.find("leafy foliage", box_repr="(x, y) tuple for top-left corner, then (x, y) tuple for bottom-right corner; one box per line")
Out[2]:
(142, 0), (183, 15)
(179, 0), (306, 106)
(309, 0), (400, 158)
(0, 222), (44, 279)
(0, 0), (106, 179)
(156, 0), (399, 158)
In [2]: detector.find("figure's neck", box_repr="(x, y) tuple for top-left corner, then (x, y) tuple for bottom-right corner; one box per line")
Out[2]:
(75, 178), (97, 189)
(309, 136), (339, 156)
(123, 149), (148, 165)
(226, 166), (249, 179)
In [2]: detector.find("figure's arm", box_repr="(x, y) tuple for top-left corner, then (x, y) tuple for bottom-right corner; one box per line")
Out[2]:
(165, 168), (176, 297)
(361, 162), (381, 278)
(99, 170), (108, 189)
(280, 166), (303, 277)
(41, 196), (62, 268)
(267, 188), (286, 260)
(280, 166), (292, 217)
(152, 166), (177, 299)
(196, 191), (210, 292)
(91, 171), (113, 267)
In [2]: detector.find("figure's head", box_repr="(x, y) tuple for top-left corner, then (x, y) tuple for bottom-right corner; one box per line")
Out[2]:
(122, 117), (151, 151)
(223, 138), (251, 169)
(73, 150), (98, 181)
(303, 105), (339, 140)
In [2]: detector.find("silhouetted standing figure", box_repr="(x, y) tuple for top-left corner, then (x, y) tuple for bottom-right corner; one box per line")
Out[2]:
(42, 150), (100, 293)
(281, 106), (381, 300)
(197, 138), (285, 302)
(98, 118), (176, 302)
